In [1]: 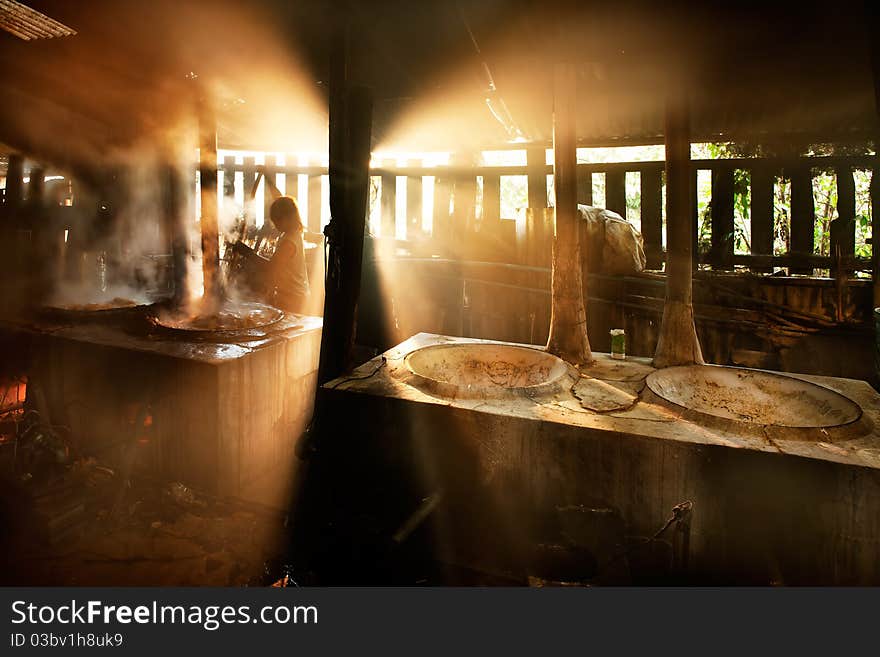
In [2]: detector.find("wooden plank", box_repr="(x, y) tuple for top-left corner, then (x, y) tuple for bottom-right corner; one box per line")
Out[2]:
(604, 168), (626, 216)
(222, 156), (236, 200)
(749, 163), (774, 273)
(380, 159), (396, 239)
(432, 176), (452, 251)
(640, 167), (663, 269)
(789, 165), (815, 275)
(710, 166), (735, 270)
(406, 160), (423, 240)
(577, 166), (593, 205)
(527, 146), (547, 210)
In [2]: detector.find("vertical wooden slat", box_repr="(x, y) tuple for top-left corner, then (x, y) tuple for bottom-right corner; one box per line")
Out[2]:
(750, 163), (774, 272)
(831, 166), (856, 278)
(605, 168), (626, 216)
(222, 156), (236, 200)
(263, 155), (276, 225)
(527, 146), (547, 210)
(307, 166), (322, 234)
(482, 172), (501, 226)
(710, 164), (735, 270)
(242, 156), (256, 231)
(432, 176), (452, 252)
(577, 166), (593, 206)
(406, 160), (422, 240)
(380, 159), (396, 239)
(640, 166), (663, 269)
(789, 165), (815, 275)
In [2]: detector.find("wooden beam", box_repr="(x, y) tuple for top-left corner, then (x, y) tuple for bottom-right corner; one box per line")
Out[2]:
(482, 172), (501, 226)
(546, 63), (592, 365)
(789, 165), (815, 275)
(750, 163), (775, 273)
(307, 169), (322, 234)
(653, 91), (704, 367)
(640, 167), (663, 269)
(710, 166), (735, 270)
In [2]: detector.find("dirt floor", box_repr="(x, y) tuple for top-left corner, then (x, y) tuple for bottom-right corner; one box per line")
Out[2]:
(0, 459), (292, 586)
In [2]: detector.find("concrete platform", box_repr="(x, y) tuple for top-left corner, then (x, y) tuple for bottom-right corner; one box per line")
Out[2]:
(323, 333), (880, 584)
(12, 313), (322, 508)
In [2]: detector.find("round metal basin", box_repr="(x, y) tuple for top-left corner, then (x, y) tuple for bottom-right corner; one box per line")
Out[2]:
(646, 365), (861, 429)
(403, 343), (577, 399)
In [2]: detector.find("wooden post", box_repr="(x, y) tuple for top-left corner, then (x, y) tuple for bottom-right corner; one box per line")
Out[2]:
(263, 155), (277, 224)
(406, 160), (422, 240)
(750, 163), (775, 273)
(317, 24), (373, 385)
(546, 63), (592, 366)
(307, 167), (322, 234)
(4, 153), (24, 208)
(605, 168), (626, 216)
(379, 160), (396, 240)
(710, 164), (735, 270)
(640, 166), (663, 269)
(198, 95), (220, 300)
(432, 175), (452, 253)
(789, 164), (815, 275)
(482, 172), (501, 227)
(527, 145), (547, 211)
(872, 163), (880, 307)
(577, 166), (593, 206)
(653, 92), (704, 368)
(164, 163), (188, 304)
(831, 166), (856, 277)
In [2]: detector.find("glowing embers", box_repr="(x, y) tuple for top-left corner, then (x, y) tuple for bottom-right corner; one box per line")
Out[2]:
(402, 342), (578, 400)
(645, 365), (862, 429)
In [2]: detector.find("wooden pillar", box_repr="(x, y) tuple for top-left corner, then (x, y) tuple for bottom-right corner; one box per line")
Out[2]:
(640, 166), (663, 269)
(789, 165), (815, 275)
(406, 160), (422, 240)
(831, 166), (856, 276)
(527, 145), (547, 210)
(307, 167), (323, 234)
(198, 95), (220, 299)
(4, 153), (24, 208)
(577, 166), (593, 206)
(242, 156), (257, 230)
(710, 165), (735, 270)
(750, 163), (775, 273)
(164, 163), (188, 303)
(482, 171), (501, 227)
(317, 25), (373, 385)
(379, 160), (396, 239)
(27, 167), (45, 206)
(653, 92), (704, 368)
(432, 176), (452, 252)
(546, 63), (592, 365)
(605, 168), (626, 216)
(872, 163), (880, 307)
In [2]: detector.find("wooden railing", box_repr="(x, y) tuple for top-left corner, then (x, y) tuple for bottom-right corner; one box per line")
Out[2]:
(219, 150), (878, 278)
